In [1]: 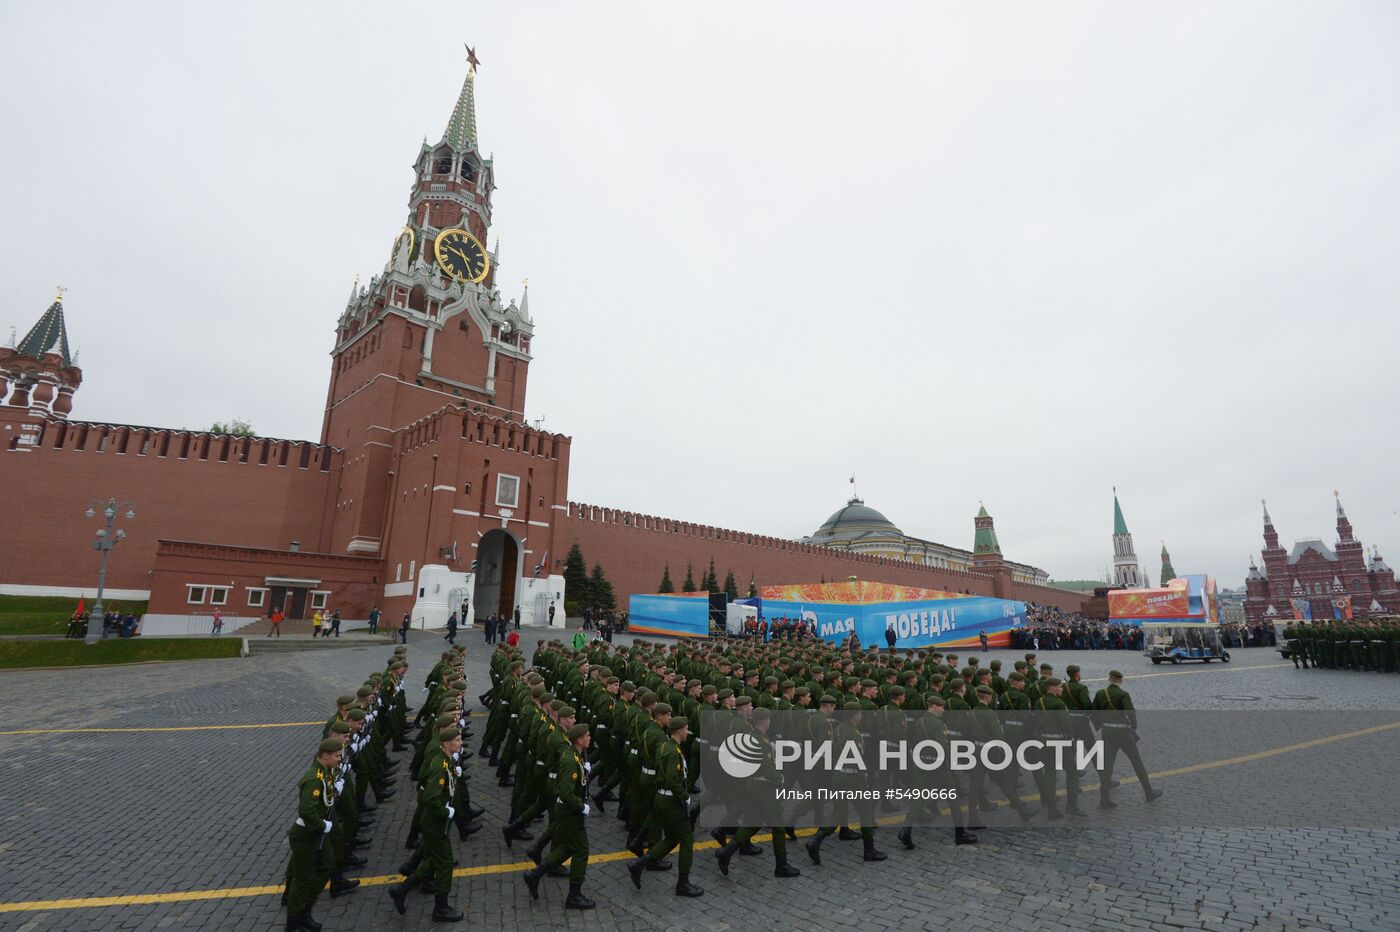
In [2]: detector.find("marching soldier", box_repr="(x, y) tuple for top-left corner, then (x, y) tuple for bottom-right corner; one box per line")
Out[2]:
(1093, 671), (1163, 809)
(523, 722), (597, 910)
(627, 716), (704, 897)
(388, 728), (466, 923)
(284, 738), (344, 931)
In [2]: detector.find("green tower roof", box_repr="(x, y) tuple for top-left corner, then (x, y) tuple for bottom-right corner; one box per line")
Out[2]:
(973, 502), (1001, 555)
(1113, 491), (1129, 536)
(443, 67), (479, 152)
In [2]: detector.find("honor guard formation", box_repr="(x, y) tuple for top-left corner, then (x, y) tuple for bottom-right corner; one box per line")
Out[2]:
(1282, 620), (1400, 671)
(282, 638), (1165, 929)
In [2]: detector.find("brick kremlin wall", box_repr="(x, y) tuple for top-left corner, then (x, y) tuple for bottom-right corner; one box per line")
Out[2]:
(0, 420), (338, 596)
(560, 503), (1088, 613)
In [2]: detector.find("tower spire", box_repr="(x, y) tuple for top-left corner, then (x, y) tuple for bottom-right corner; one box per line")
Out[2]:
(15, 293), (73, 366)
(443, 45), (480, 152)
(1160, 541), (1177, 586)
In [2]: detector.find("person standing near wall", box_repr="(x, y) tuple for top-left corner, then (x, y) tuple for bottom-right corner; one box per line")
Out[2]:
(312, 611), (323, 638)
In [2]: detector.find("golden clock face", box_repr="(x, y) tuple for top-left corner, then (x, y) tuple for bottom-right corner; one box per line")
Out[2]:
(434, 228), (490, 283)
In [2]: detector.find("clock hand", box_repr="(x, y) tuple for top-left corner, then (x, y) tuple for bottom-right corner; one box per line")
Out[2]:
(448, 246), (473, 264)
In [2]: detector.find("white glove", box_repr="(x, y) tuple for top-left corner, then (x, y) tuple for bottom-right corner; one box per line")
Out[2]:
(454, 766), (462, 776)
(334, 779), (345, 793)
(446, 805), (455, 820)
(582, 803), (591, 816)
(322, 820), (333, 834)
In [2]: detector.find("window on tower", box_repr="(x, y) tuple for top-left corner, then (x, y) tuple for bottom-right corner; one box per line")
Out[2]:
(459, 162), (476, 182)
(434, 155), (453, 175)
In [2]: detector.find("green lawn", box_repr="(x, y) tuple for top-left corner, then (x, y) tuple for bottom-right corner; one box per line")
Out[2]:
(0, 638), (242, 669)
(0, 595), (149, 636)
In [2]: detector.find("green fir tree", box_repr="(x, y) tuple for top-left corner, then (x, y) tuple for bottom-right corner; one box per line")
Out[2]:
(563, 542), (590, 607)
(588, 563), (616, 612)
(703, 559), (719, 593)
(682, 562), (697, 593)
(723, 570), (739, 600)
(658, 564), (675, 593)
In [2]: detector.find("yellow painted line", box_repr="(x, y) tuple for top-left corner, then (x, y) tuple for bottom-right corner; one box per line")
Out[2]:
(4, 714), (1398, 914)
(0, 722), (323, 736)
(0, 711), (485, 737)
(1083, 662), (1292, 682)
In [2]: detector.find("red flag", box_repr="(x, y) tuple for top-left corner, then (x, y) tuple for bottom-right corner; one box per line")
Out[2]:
(76, 595), (86, 615)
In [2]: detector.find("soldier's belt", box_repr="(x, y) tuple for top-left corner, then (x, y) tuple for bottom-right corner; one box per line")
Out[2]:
(642, 767), (657, 776)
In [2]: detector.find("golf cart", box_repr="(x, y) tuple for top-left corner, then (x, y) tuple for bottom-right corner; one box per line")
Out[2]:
(1143, 623), (1231, 664)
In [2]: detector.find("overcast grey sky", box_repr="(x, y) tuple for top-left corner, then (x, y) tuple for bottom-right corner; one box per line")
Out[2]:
(3, 2), (1397, 586)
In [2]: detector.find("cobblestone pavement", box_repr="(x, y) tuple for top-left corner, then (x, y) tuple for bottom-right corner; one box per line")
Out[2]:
(1, 633), (1397, 931)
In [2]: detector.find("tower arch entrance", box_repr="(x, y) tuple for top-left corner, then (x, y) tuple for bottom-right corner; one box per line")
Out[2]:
(472, 528), (520, 621)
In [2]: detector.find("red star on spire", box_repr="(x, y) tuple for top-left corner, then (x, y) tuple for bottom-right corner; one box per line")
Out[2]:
(465, 44), (481, 74)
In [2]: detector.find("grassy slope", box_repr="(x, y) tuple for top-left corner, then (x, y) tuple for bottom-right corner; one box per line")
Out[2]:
(0, 638), (242, 669)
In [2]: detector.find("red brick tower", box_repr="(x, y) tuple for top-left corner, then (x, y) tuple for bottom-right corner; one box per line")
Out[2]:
(320, 54), (537, 558)
(1, 291), (83, 449)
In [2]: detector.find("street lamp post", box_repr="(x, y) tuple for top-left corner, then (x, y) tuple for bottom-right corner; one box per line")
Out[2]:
(84, 499), (136, 644)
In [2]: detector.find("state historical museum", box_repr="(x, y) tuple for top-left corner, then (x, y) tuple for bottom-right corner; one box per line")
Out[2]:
(0, 63), (1086, 630)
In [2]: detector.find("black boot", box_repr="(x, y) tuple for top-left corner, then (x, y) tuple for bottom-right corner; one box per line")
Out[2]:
(805, 832), (827, 865)
(738, 841), (763, 856)
(404, 827), (420, 849)
(1046, 801), (1064, 821)
(329, 872), (360, 897)
(674, 870), (704, 897)
(592, 790), (608, 814)
(522, 863), (545, 901)
(837, 826), (860, 841)
(708, 828), (728, 847)
(627, 855), (647, 889)
(862, 835), (887, 862)
(955, 827), (978, 845)
(388, 875), (419, 915)
(300, 912), (323, 932)
(1145, 787), (1164, 802)
(565, 881), (596, 910)
(465, 804), (485, 819)
(432, 893), (464, 923)
(398, 851), (423, 878)
(343, 852), (367, 868)
(1065, 800), (1088, 818)
(1017, 804), (1040, 822)
(525, 833), (549, 865)
(897, 827), (915, 849)
(774, 857), (801, 878)
(457, 820), (481, 841)
(715, 840), (739, 876)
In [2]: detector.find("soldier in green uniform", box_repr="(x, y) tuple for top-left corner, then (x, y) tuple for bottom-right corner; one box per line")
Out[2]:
(1093, 671), (1163, 809)
(628, 716), (704, 897)
(388, 728), (466, 923)
(714, 706), (802, 879)
(284, 738), (343, 931)
(523, 722), (596, 910)
(898, 693), (977, 849)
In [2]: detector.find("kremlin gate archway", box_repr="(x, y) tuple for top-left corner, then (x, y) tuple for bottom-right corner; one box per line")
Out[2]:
(473, 528), (520, 621)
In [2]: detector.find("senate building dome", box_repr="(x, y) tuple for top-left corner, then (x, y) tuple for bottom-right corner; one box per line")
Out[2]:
(803, 494), (1050, 585)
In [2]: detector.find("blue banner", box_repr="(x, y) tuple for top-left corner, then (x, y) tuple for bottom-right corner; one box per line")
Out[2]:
(753, 595), (1025, 649)
(628, 594), (710, 638)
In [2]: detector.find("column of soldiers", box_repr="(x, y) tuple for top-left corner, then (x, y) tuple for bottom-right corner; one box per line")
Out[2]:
(476, 636), (1163, 914)
(283, 646), (416, 931)
(1283, 619), (1400, 672)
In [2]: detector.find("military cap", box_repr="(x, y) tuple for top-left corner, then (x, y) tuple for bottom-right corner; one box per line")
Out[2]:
(558, 705), (577, 718)
(975, 685), (994, 696)
(435, 712), (457, 727)
(667, 716), (689, 733)
(530, 685), (547, 698)
(540, 691), (556, 703)
(356, 686), (374, 698)
(759, 675), (775, 687)
(780, 679), (794, 689)
(1109, 670), (1124, 680)
(1024, 653), (1037, 660)
(638, 691), (657, 705)
(889, 685), (905, 698)
(620, 680), (636, 692)
(1044, 677), (1062, 687)
(960, 667), (975, 680)
(655, 702), (675, 716)
(948, 677), (966, 689)
(548, 699), (566, 712)
(750, 707), (771, 724)
(330, 721), (351, 734)
(336, 694), (354, 706)
(901, 670), (918, 680)
(990, 659), (1002, 670)
(735, 695), (753, 708)
(859, 678), (876, 688)
(926, 694), (946, 707)
(345, 709), (366, 721)
(1009, 671), (1026, 683)
(451, 679), (467, 689)
(843, 700), (863, 711)
(606, 676), (620, 685)
(318, 738), (345, 754)
(717, 688), (734, 701)
(687, 679), (702, 689)
(1039, 663), (1053, 672)
(701, 684), (717, 696)
(1065, 664), (1081, 675)
(1013, 661), (1027, 671)
(566, 722), (590, 741)
(818, 693), (838, 705)
(793, 686), (810, 698)
(438, 727), (462, 742)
